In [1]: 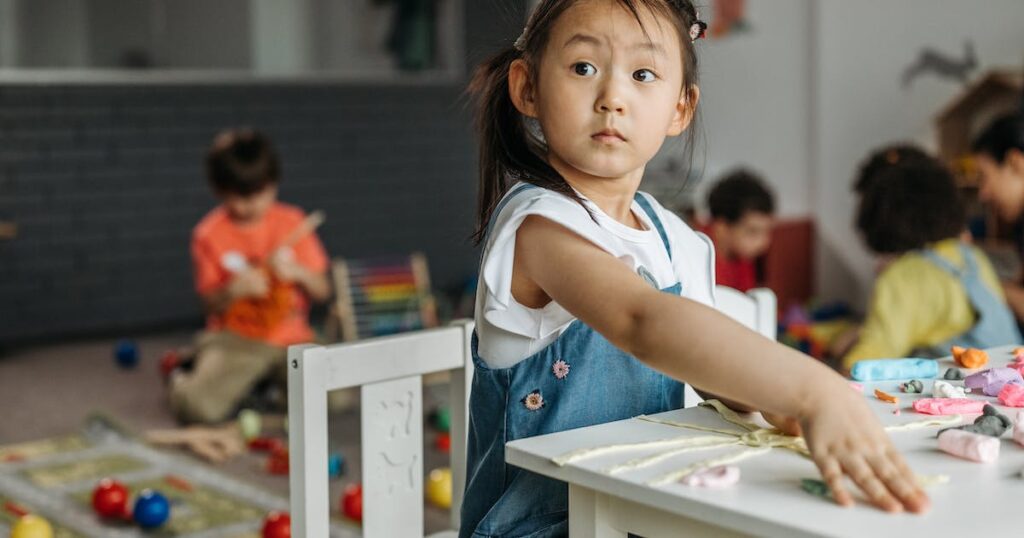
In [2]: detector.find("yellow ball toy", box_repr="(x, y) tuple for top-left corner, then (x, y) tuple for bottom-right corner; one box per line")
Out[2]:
(425, 467), (452, 509)
(11, 514), (54, 538)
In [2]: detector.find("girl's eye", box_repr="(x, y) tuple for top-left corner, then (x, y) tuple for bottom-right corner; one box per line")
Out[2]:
(573, 62), (597, 76)
(633, 69), (657, 82)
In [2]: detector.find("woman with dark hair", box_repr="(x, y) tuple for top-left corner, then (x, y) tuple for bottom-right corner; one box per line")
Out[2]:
(973, 113), (1024, 322)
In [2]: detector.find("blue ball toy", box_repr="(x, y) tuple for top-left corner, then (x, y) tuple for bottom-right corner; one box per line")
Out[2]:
(329, 452), (346, 478)
(133, 489), (170, 528)
(114, 340), (139, 369)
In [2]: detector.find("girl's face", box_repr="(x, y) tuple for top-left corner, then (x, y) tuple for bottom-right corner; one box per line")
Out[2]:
(976, 150), (1024, 222)
(511, 0), (696, 182)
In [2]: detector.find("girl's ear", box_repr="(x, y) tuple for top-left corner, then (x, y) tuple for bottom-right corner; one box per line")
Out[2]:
(508, 59), (539, 118)
(667, 85), (700, 136)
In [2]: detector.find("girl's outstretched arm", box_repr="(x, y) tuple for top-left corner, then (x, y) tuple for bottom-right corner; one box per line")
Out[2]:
(514, 215), (929, 514)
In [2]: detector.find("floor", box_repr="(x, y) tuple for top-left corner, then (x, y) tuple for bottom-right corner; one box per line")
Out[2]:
(0, 331), (453, 534)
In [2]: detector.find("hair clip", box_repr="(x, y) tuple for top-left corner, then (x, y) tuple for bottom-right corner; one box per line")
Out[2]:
(514, 26), (528, 51)
(689, 12), (708, 42)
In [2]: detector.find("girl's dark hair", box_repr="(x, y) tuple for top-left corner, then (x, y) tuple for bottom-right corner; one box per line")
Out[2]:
(855, 146), (965, 255)
(206, 128), (280, 196)
(852, 144), (930, 195)
(468, 0), (703, 244)
(707, 168), (775, 224)
(972, 113), (1024, 164)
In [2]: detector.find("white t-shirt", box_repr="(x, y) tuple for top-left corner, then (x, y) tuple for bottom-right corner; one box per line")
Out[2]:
(475, 184), (717, 369)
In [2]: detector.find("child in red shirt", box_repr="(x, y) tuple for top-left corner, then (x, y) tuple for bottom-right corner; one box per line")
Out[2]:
(703, 169), (775, 292)
(169, 128), (330, 424)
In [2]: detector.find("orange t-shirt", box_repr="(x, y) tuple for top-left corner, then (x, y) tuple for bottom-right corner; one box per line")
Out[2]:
(191, 202), (329, 347)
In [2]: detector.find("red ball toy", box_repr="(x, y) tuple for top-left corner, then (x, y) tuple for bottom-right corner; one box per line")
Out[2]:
(267, 446), (289, 475)
(262, 511), (291, 538)
(92, 478), (129, 519)
(341, 484), (362, 522)
(435, 432), (451, 453)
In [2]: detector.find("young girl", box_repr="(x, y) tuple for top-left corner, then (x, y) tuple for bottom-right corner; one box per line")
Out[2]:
(841, 145), (1022, 369)
(463, 1), (926, 535)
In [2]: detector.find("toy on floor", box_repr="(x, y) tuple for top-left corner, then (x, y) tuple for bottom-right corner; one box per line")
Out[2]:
(10, 514), (53, 538)
(92, 478), (129, 518)
(262, 511), (291, 538)
(341, 484), (362, 522)
(267, 446), (289, 475)
(778, 302), (855, 360)
(238, 409), (262, 441)
(133, 489), (170, 528)
(328, 452), (345, 478)
(114, 339), (139, 369)
(426, 468), (452, 509)
(433, 407), (450, 433)
(435, 432), (451, 453)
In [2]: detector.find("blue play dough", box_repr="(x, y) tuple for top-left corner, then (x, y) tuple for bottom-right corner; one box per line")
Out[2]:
(850, 359), (939, 381)
(133, 490), (170, 528)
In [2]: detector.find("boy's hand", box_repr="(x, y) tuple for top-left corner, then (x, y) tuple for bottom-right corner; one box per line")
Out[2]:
(228, 268), (270, 299)
(269, 249), (307, 284)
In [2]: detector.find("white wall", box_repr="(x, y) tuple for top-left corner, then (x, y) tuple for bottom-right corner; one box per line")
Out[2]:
(695, 0), (813, 219)
(812, 0), (1024, 305)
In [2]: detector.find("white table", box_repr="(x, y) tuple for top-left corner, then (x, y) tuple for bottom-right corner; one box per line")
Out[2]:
(505, 346), (1024, 537)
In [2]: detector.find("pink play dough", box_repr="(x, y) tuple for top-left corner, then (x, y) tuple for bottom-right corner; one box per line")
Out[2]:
(999, 383), (1024, 408)
(937, 429), (1000, 463)
(680, 465), (741, 488)
(912, 398), (987, 415)
(1014, 412), (1024, 448)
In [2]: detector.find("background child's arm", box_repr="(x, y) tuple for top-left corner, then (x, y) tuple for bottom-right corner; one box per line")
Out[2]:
(515, 215), (928, 513)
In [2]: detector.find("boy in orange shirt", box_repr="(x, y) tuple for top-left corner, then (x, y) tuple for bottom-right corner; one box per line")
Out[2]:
(169, 128), (330, 424)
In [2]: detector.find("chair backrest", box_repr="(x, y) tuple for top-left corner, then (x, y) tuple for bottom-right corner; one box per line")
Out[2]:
(288, 320), (474, 537)
(683, 286), (777, 408)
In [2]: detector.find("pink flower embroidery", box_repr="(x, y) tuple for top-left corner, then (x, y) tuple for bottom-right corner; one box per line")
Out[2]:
(522, 391), (545, 411)
(552, 360), (570, 380)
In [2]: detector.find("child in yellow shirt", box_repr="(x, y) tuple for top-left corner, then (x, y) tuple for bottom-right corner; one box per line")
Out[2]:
(843, 145), (1022, 370)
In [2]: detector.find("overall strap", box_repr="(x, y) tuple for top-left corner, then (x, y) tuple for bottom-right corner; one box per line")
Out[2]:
(634, 192), (673, 262)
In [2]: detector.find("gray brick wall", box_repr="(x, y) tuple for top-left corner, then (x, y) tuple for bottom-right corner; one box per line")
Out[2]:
(0, 2), (524, 344)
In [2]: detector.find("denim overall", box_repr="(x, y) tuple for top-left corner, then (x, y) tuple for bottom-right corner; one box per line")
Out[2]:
(460, 185), (689, 537)
(922, 243), (1023, 353)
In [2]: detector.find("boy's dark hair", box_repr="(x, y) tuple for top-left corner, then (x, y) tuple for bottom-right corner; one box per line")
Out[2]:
(206, 128), (280, 196)
(852, 144), (930, 195)
(468, 0), (704, 244)
(855, 147), (965, 254)
(706, 169), (775, 224)
(972, 113), (1024, 164)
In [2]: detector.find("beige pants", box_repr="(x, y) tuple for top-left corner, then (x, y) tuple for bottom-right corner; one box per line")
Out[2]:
(168, 331), (287, 424)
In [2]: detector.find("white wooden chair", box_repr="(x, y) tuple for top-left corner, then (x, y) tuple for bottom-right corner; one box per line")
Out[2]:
(683, 286), (777, 408)
(288, 320), (474, 538)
